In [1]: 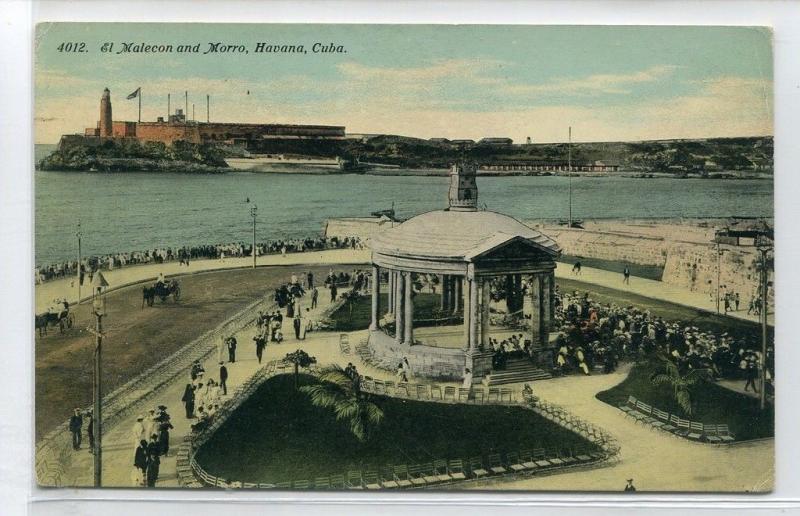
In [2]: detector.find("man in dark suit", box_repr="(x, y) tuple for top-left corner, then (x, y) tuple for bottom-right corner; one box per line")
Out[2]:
(219, 362), (228, 395)
(227, 336), (237, 363)
(181, 383), (195, 418)
(307, 271), (314, 289)
(69, 408), (83, 450)
(293, 315), (302, 339)
(330, 283), (338, 302)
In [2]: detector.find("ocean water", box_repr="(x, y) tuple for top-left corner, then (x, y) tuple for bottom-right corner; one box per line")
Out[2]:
(34, 146), (773, 265)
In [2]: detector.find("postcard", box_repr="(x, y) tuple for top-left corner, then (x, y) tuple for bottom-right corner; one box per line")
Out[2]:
(34, 23), (773, 492)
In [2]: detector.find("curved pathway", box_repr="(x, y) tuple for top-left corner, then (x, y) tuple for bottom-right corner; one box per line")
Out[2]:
(465, 367), (773, 492)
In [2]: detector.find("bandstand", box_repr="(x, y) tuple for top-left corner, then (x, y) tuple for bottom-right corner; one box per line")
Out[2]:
(367, 163), (561, 382)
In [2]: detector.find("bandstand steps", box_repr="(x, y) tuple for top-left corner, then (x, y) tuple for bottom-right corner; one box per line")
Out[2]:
(482, 359), (552, 386)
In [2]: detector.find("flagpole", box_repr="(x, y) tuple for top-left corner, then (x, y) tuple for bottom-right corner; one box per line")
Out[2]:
(568, 126), (572, 229)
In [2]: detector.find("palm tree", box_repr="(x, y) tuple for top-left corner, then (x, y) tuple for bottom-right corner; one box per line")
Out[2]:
(650, 355), (712, 416)
(300, 365), (384, 442)
(284, 349), (316, 389)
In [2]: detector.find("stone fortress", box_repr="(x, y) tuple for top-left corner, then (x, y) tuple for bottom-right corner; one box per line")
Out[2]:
(82, 88), (345, 146)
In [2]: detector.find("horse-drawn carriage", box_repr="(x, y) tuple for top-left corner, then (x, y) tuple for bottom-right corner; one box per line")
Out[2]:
(35, 304), (74, 337)
(142, 279), (181, 307)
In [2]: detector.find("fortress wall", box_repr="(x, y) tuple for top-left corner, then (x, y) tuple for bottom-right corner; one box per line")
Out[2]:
(135, 123), (201, 144)
(662, 243), (773, 306)
(543, 228), (670, 267)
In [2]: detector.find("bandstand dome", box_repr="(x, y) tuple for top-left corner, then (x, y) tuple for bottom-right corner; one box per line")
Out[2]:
(372, 209), (561, 261)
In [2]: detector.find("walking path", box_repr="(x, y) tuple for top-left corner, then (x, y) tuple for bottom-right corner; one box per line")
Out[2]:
(36, 250), (771, 326)
(466, 366), (773, 492)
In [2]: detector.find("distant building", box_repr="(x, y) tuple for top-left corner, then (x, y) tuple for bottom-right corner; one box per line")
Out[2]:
(449, 139), (476, 145)
(478, 137), (514, 145)
(429, 137), (450, 143)
(83, 88), (346, 146)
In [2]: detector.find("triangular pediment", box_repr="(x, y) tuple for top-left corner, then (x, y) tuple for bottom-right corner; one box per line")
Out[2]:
(465, 233), (560, 262)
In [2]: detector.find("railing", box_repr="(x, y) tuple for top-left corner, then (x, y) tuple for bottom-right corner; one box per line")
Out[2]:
(181, 367), (619, 489)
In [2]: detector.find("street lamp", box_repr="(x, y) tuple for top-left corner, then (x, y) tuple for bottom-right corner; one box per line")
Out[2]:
(755, 234), (773, 410)
(250, 204), (258, 269)
(76, 221), (82, 305)
(90, 271), (109, 487)
(713, 229), (729, 314)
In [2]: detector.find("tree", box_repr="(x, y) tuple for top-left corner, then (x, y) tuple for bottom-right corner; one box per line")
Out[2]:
(299, 365), (384, 442)
(650, 355), (712, 416)
(284, 349), (316, 389)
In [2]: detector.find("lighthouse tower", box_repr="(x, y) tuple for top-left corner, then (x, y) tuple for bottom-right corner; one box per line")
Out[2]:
(447, 162), (478, 211)
(99, 88), (112, 138)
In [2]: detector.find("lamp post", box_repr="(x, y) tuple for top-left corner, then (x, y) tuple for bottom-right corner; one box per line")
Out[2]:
(76, 221), (82, 305)
(755, 235), (772, 410)
(250, 204), (258, 269)
(90, 271), (109, 487)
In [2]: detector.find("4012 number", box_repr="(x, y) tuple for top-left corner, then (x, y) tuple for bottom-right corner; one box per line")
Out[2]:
(57, 42), (87, 53)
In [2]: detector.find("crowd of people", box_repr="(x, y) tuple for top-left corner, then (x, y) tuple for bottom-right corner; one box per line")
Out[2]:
(34, 235), (364, 284)
(550, 288), (774, 392)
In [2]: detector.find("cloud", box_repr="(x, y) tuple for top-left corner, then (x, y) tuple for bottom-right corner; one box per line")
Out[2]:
(499, 65), (679, 96)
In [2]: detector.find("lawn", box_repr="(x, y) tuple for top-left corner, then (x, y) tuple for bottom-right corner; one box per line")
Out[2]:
(329, 292), (443, 332)
(595, 357), (774, 441)
(195, 374), (598, 484)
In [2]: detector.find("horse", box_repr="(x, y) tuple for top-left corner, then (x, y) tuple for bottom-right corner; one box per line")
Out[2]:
(142, 286), (156, 308)
(34, 310), (74, 337)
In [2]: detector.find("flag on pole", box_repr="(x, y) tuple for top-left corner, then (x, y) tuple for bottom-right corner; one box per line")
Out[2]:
(126, 87), (141, 100)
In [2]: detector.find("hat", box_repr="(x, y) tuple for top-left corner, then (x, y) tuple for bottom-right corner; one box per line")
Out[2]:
(158, 405), (167, 410)
(219, 362), (224, 365)
(137, 415), (144, 421)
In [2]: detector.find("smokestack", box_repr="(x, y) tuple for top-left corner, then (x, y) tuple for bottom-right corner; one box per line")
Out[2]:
(207, 94), (210, 123)
(167, 93), (170, 122)
(185, 91), (188, 121)
(192, 103), (195, 122)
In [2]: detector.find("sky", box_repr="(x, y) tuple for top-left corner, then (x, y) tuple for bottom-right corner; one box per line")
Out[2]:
(34, 23), (773, 144)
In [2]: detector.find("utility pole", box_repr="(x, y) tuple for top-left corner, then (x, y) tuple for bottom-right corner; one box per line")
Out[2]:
(716, 239), (721, 314)
(251, 204), (258, 269)
(185, 91), (188, 119)
(93, 310), (103, 487)
(167, 93), (171, 120)
(76, 221), (82, 304)
(192, 103), (195, 122)
(207, 94), (210, 123)
(568, 126), (573, 229)
(757, 239), (771, 410)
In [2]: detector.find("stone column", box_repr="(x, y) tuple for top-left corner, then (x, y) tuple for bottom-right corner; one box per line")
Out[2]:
(462, 277), (470, 347)
(548, 271), (556, 332)
(388, 270), (395, 314)
(404, 272), (414, 345)
(440, 274), (448, 311)
(530, 274), (542, 348)
(453, 276), (462, 314)
(395, 272), (404, 344)
(468, 278), (479, 351)
(370, 265), (380, 330)
(481, 277), (491, 350)
(542, 273), (552, 335)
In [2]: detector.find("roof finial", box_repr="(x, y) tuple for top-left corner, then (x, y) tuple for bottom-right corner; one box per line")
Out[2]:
(448, 162), (478, 211)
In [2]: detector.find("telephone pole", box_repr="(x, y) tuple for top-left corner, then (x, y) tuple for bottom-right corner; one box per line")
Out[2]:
(568, 126), (573, 228)
(250, 204), (258, 269)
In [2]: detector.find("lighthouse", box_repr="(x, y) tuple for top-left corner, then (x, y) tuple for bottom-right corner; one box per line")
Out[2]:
(99, 88), (112, 138)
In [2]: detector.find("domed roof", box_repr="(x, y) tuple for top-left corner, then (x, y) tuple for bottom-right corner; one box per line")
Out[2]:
(372, 209), (561, 261)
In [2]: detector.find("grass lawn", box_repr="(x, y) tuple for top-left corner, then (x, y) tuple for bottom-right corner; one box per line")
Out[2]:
(330, 292), (442, 332)
(557, 277), (772, 343)
(195, 374), (598, 484)
(596, 358), (774, 441)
